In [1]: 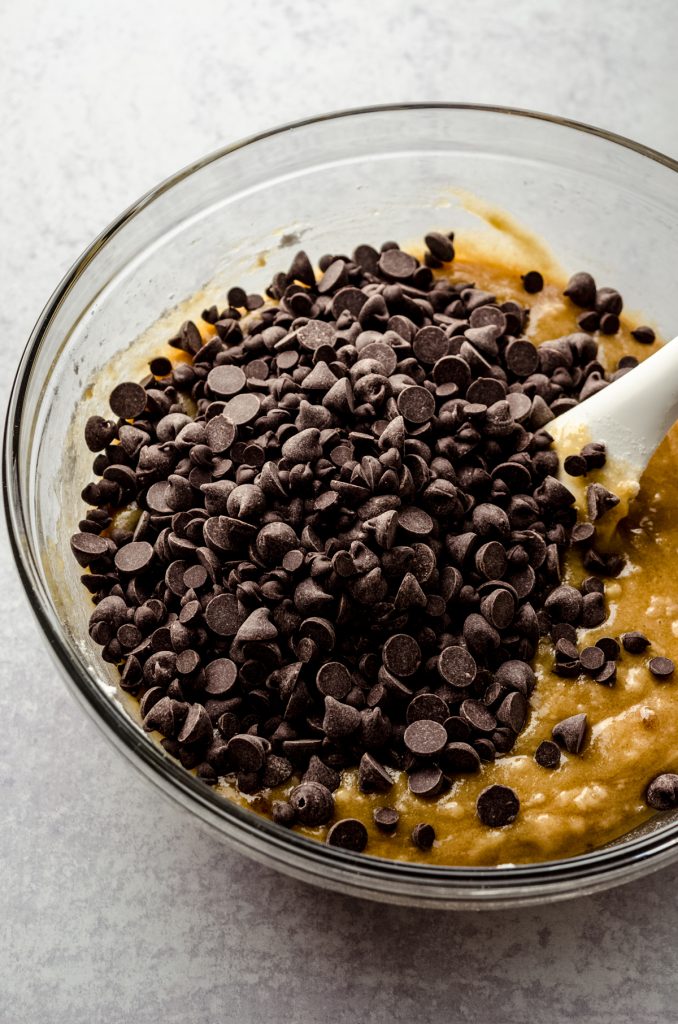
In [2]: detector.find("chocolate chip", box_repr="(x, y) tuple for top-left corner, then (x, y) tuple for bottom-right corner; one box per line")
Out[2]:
(521, 271), (543, 294)
(595, 636), (620, 661)
(599, 312), (619, 334)
(84, 416), (117, 452)
(552, 713), (587, 753)
(581, 591), (606, 628)
(289, 782), (334, 825)
(646, 773), (678, 811)
(404, 719), (448, 757)
(649, 657), (674, 679)
(424, 231), (455, 262)
(178, 704), (212, 745)
(476, 785), (520, 827)
(480, 588), (515, 630)
(204, 658), (238, 696)
(475, 541), (507, 580)
(621, 631), (651, 654)
(571, 523), (595, 545)
(411, 823), (436, 850)
(595, 660), (617, 686)
(631, 325), (655, 345)
(563, 454), (588, 477)
(460, 699), (497, 733)
(383, 634), (421, 677)
(587, 483), (620, 522)
(205, 594), (241, 636)
(397, 386), (436, 424)
(496, 691), (527, 732)
(316, 661), (352, 699)
(505, 340), (538, 377)
(408, 766), (445, 797)
(207, 365), (246, 397)
(494, 660), (536, 695)
(228, 734), (266, 771)
(114, 541), (154, 574)
(272, 801), (296, 827)
(564, 272), (596, 308)
(397, 506), (434, 537)
(378, 248), (418, 280)
(205, 414), (237, 453)
(595, 287), (623, 316)
(70, 532), (111, 567)
(303, 756), (341, 792)
(224, 392), (261, 426)
(535, 739), (561, 769)
(441, 741), (481, 774)
(323, 695), (361, 739)
(579, 442), (607, 472)
(580, 646), (605, 673)
(438, 645), (477, 687)
(317, 259), (348, 295)
(413, 325), (449, 364)
(544, 585), (582, 623)
(373, 807), (399, 832)
(326, 818), (368, 851)
(406, 693), (448, 725)
(359, 753), (394, 794)
(109, 381), (147, 419)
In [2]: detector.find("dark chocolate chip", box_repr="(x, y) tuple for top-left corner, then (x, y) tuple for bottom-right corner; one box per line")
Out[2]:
(441, 741), (481, 774)
(408, 765), (445, 798)
(373, 807), (399, 832)
(521, 271), (543, 294)
(646, 773), (678, 811)
(587, 483), (620, 522)
(438, 646), (477, 687)
(404, 719), (448, 757)
(580, 646), (605, 673)
(535, 739), (561, 769)
(378, 248), (418, 280)
(109, 381), (147, 419)
(649, 657), (674, 679)
(228, 734), (266, 771)
(406, 693), (448, 725)
(595, 637), (620, 661)
(326, 818), (368, 851)
(411, 822), (436, 850)
(621, 631), (650, 654)
(316, 661), (352, 700)
(359, 753), (394, 794)
(564, 272), (596, 308)
(563, 454), (588, 477)
(595, 660), (617, 686)
(552, 713), (587, 754)
(272, 801), (296, 827)
(289, 781), (334, 825)
(476, 785), (520, 827)
(424, 231), (455, 263)
(631, 325), (655, 345)
(383, 634), (421, 677)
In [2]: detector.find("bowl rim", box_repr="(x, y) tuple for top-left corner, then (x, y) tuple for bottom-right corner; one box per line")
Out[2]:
(6, 101), (678, 902)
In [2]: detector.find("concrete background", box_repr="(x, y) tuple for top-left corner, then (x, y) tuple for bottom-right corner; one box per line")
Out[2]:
(2, 2), (678, 1021)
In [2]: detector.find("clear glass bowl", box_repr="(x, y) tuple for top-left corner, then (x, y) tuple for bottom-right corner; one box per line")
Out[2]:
(6, 104), (678, 909)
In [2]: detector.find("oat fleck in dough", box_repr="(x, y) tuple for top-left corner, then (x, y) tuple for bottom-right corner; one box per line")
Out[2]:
(71, 234), (678, 866)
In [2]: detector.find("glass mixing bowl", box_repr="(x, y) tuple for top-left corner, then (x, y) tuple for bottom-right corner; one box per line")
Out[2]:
(6, 105), (678, 909)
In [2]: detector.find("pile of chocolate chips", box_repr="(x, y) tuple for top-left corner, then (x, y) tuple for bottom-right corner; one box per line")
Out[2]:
(70, 236), (654, 850)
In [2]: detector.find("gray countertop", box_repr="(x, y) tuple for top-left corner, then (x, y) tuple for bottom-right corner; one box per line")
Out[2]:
(2, 2), (678, 1021)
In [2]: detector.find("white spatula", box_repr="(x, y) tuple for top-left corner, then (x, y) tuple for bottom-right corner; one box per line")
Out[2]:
(549, 337), (678, 531)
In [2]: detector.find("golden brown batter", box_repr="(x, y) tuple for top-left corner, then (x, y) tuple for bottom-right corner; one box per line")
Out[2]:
(214, 255), (678, 865)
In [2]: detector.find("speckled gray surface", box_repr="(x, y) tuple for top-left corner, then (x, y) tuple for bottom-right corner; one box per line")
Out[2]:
(2, 2), (678, 1021)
